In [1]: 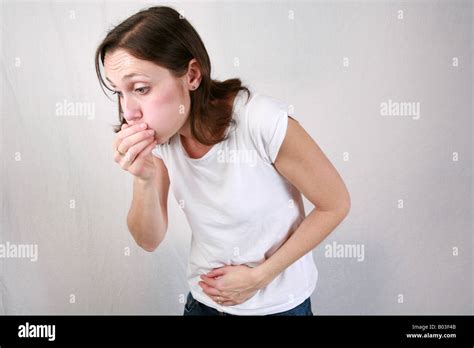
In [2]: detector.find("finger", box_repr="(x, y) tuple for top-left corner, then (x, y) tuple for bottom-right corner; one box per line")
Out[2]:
(121, 135), (156, 166)
(221, 301), (236, 306)
(205, 267), (226, 278)
(121, 123), (129, 130)
(133, 139), (158, 164)
(123, 141), (158, 177)
(213, 294), (231, 303)
(199, 281), (221, 296)
(114, 150), (123, 163)
(119, 139), (156, 175)
(200, 275), (220, 289)
(213, 293), (235, 304)
(113, 122), (148, 152)
(117, 128), (155, 157)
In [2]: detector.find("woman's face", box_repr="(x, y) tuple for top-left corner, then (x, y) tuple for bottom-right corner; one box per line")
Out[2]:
(104, 49), (193, 144)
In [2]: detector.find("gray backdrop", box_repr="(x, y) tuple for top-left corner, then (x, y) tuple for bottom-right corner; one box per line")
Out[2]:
(0, 0), (472, 315)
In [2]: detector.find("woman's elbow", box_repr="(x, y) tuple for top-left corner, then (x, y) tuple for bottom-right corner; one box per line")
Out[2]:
(136, 232), (165, 252)
(340, 193), (351, 217)
(138, 239), (161, 252)
(333, 191), (351, 218)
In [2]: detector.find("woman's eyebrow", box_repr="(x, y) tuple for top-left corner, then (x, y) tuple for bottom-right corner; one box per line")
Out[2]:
(122, 73), (151, 80)
(105, 74), (151, 87)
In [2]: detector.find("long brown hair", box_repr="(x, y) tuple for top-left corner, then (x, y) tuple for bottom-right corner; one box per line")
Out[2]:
(95, 5), (251, 145)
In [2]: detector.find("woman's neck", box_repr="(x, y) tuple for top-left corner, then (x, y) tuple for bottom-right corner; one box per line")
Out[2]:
(178, 90), (238, 144)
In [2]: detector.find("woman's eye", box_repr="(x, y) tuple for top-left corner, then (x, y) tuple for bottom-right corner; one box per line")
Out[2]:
(135, 87), (149, 95)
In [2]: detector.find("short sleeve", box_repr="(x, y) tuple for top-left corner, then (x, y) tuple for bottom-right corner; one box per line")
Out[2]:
(246, 94), (290, 164)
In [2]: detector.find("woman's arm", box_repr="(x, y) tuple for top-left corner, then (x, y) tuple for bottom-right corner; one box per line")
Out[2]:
(199, 117), (351, 305)
(127, 156), (170, 252)
(253, 116), (351, 286)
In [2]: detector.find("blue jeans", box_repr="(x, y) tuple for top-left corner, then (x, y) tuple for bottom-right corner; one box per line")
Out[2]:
(183, 291), (313, 316)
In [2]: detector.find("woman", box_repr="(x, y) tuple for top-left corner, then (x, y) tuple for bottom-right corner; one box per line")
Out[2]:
(95, 6), (350, 316)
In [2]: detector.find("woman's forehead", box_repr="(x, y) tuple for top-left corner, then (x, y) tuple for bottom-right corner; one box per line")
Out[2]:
(104, 49), (165, 77)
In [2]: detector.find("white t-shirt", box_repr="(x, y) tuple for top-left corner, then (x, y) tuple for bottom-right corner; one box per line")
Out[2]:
(152, 88), (318, 315)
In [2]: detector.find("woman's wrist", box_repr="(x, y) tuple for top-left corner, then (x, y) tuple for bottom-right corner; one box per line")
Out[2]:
(252, 263), (276, 290)
(134, 175), (154, 187)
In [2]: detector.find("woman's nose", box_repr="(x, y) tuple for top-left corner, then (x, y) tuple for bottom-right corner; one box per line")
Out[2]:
(122, 97), (142, 122)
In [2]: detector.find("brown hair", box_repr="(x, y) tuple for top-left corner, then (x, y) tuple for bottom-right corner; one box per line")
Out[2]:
(95, 5), (251, 145)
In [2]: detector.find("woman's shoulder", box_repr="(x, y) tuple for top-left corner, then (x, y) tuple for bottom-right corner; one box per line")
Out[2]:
(242, 90), (289, 125)
(236, 90), (290, 164)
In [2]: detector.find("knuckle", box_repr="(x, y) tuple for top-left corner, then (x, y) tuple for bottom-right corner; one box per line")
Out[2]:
(141, 131), (149, 138)
(127, 151), (135, 162)
(121, 139), (129, 149)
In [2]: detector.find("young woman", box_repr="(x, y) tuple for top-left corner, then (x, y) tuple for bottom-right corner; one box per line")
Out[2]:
(95, 6), (350, 316)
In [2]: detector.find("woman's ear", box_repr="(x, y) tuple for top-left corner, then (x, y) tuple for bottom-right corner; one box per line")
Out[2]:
(186, 58), (202, 88)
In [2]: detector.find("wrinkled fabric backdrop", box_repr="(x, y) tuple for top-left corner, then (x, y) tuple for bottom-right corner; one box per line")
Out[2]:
(0, 0), (471, 314)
